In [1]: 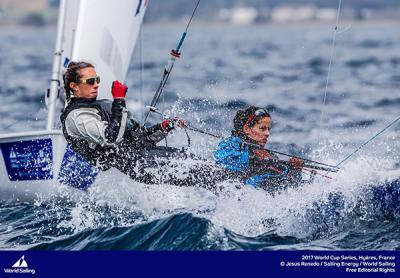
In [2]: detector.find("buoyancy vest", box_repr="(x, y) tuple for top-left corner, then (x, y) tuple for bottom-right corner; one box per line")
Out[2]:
(60, 98), (122, 168)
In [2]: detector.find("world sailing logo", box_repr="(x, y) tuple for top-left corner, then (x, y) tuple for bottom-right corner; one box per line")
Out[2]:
(3, 255), (36, 275)
(12, 255), (28, 268)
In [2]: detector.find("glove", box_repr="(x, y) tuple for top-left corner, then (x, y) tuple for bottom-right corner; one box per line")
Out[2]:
(161, 117), (187, 132)
(289, 157), (305, 168)
(111, 80), (127, 99)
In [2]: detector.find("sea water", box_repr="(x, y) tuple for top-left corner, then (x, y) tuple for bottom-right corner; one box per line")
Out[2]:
(0, 21), (399, 250)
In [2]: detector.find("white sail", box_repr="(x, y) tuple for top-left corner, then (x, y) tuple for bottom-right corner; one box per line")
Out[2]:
(62, 0), (147, 100)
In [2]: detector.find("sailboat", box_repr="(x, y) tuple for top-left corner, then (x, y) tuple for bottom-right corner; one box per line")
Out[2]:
(0, 0), (148, 201)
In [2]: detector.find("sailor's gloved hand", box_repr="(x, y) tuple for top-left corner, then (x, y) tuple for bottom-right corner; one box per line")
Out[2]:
(289, 157), (305, 168)
(111, 80), (127, 99)
(161, 117), (187, 132)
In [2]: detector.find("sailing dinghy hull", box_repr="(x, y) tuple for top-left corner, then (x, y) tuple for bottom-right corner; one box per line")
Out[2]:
(0, 131), (100, 202)
(0, 131), (65, 201)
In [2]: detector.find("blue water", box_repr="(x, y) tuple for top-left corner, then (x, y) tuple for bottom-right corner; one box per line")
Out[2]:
(0, 21), (400, 250)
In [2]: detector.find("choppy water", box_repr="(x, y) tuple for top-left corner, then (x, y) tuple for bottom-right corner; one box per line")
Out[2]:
(0, 21), (400, 250)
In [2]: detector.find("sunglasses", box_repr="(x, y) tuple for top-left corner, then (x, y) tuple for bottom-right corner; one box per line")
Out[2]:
(80, 76), (100, 85)
(244, 108), (269, 127)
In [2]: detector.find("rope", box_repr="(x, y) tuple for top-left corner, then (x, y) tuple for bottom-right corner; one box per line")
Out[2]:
(185, 0), (201, 34)
(322, 0), (342, 107)
(143, 0), (201, 124)
(335, 114), (400, 167)
(317, 0), (343, 141)
(302, 167), (333, 180)
(184, 123), (338, 171)
(139, 25), (144, 122)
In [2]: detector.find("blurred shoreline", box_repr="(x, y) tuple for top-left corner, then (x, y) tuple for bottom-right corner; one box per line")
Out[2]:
(0, 18), (398, 30)
(0, 3), (399, 28)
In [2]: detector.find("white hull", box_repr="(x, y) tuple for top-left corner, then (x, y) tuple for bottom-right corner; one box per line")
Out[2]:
(0, 131), (97, 202)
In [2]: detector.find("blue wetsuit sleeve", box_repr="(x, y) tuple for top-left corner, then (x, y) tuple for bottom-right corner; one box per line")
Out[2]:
(214, 137), (249, 172)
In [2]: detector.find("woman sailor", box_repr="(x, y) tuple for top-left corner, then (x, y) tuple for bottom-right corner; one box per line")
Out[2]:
(214, 106), (305, 192)
(60, 61), (186, 181)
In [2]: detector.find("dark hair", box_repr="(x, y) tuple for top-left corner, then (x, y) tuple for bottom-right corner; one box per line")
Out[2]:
(63, 61), (94, 101)
(231, 106), (271, 137)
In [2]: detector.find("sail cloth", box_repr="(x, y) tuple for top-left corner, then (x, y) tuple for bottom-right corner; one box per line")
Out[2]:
(60, 0), (147, 100)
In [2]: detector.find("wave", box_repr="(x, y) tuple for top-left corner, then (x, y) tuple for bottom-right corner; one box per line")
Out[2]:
(27, 176), (400, 250)
(29, 213), (210, 250)
(2, 173), (400, 250)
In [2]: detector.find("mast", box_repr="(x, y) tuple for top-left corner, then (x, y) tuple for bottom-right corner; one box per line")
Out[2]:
(46, 0), (67, 130)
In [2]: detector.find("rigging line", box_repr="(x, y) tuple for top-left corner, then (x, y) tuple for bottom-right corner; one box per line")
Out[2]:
(149, 107), (338, 170)
(139, 25), (144, 122)
(264, 157), (337, 173)
(258, 147), (339, 170)
(143, 0), (201, 124)
(302, 168), (333, 179)
(322, 0), (342, 107)
(185, 0), (201, 34)
(185, 124), (338, 170)
(335, 114), (400, 167)
(317, 0), (343, 144)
